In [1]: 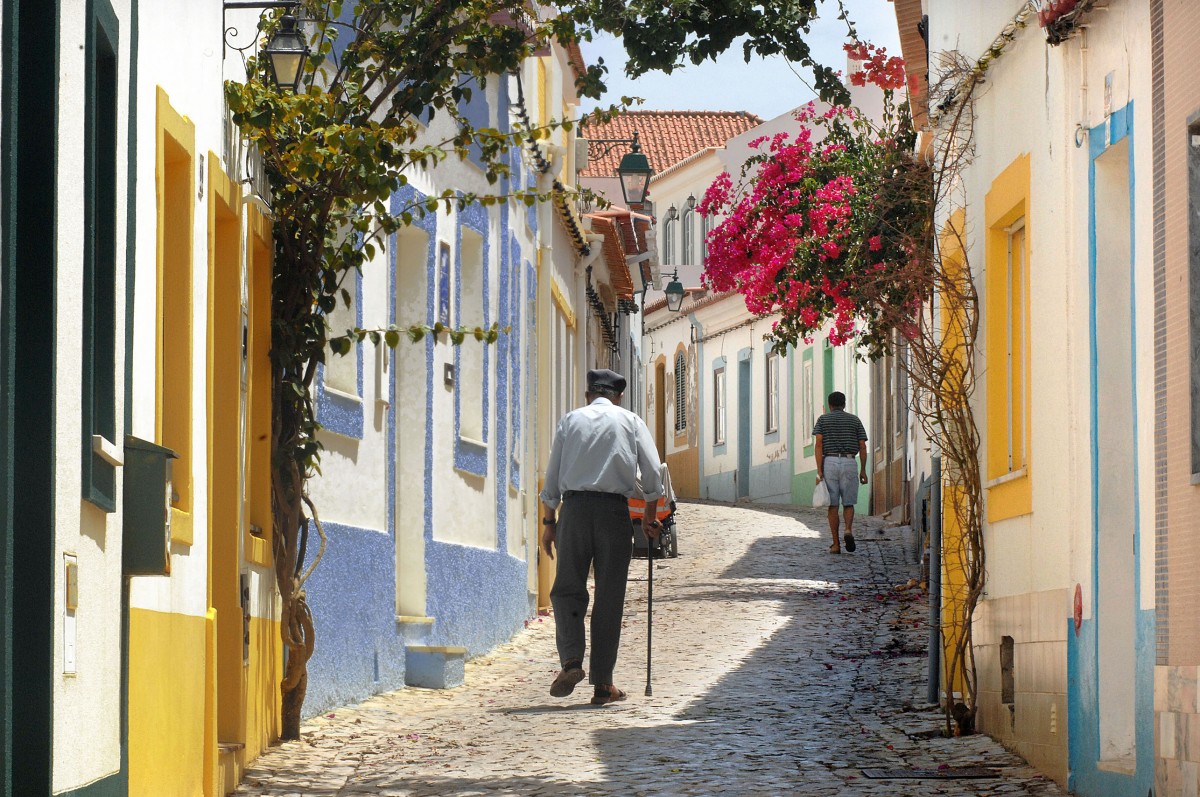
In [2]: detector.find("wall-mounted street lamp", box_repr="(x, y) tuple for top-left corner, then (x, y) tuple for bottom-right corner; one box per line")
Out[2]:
(224, 1), (311, 92)
(664, 269), (685, 313)
(686, 194), (697, 210)
(616, 132), (653, 208)
(585, 130), (655, 209)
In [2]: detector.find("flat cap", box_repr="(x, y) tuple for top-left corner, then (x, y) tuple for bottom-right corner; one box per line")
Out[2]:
(587, 368), (627, 394)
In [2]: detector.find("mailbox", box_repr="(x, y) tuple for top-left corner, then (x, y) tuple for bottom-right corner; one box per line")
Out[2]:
(122, 436), (177, 576)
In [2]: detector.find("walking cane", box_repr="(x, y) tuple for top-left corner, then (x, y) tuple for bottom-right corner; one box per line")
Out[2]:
(645, 521), (655, 697)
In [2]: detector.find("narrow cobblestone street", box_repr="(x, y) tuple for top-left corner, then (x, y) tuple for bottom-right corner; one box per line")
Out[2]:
(237, 502), (1067, 796)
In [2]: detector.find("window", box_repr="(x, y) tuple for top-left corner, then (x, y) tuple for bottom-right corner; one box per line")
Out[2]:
(458, 224), (485, 443)
(713, 367), (726, 445)
(324, 277), (358, 396)
(765, 351), (780, 433)
(81, 0), (120, 511)
(681, 208), (695, 265)
(1001, 219), (1027, 473)
(983, 155), (1032, 520)
(701, 214), (714, 265)
(1189, 124), (1200, 475)
(662, 217), (677, 266)
(674, 350), (687, 433)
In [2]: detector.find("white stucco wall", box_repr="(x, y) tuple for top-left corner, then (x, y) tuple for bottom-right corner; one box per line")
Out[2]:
(929, 0), (1153, 611)
(129, 1), (233, 621)
(52, 0), (131, 789)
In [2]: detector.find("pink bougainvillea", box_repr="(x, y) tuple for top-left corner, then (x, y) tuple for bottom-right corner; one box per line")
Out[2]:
(699, 43), (930, 355)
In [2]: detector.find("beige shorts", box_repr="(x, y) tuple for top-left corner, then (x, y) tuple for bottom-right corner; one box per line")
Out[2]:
(823, 456), (860, 507)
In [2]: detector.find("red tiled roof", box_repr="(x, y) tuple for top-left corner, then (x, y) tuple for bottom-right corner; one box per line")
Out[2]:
(890, 0), (929, 132)
(579, 110), (763, 177)
(585, 209), (654, 299)
(564, 41), (586, 80)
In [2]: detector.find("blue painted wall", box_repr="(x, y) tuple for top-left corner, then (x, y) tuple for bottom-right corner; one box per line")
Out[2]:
(304, 522), (409, 714)
(1067, 611), (1155, 796)
(304, 107), (539, 713)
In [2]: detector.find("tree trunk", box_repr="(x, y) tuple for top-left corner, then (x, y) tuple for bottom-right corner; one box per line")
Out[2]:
(272, 363), (320, 740)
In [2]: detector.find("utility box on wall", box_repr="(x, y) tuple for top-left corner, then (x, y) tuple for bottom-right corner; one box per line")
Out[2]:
(122, 436), (177, 576)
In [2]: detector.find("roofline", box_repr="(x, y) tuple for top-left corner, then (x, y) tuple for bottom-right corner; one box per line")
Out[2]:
(649, 147), (726, 183)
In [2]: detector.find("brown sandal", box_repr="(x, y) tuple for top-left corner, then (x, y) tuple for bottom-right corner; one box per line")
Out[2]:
(550, 663), (585, 697)
(590, 684), (627, 706)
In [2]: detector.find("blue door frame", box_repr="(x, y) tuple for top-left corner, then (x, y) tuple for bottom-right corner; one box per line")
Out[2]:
(1067, 100), (1154, 797)
(737, 354), (751, 498)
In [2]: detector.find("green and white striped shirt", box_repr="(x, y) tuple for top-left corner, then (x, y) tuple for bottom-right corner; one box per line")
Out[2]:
(812, 410), (867, 456)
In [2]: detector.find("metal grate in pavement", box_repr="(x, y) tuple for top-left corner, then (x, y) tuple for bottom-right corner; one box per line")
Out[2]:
(861, 767), (998, 779)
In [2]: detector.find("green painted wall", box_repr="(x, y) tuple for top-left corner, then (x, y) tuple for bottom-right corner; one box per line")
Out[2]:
(3, 1), (62, 793)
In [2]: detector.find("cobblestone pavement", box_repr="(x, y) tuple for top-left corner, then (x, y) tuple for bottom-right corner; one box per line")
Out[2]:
(237, 502), (1067, 796)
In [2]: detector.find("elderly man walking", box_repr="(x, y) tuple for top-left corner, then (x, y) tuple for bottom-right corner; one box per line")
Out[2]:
(813, 391), (869, 554)
(540, 369), (663, 705)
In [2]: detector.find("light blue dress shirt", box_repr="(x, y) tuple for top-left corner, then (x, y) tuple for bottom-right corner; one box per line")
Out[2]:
(539, 397), (664, 509)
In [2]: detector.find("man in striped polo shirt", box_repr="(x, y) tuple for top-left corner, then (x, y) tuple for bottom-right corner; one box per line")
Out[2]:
(813, 391), (868, 554)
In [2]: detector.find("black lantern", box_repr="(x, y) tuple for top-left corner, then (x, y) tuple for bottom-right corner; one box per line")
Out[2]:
(264, 13), (309, 92)
(617, 131), (653, 209)
(664, 269), (685, 313)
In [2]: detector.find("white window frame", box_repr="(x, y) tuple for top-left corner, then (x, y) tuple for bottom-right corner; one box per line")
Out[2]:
(662, 217), (677, 266)
(713, 367), (726, 446)
(681, 208), (695, 265)
(802, 358), (814, 446)
(1005, 218), (1027, 473)
(765, 351), (780, 434)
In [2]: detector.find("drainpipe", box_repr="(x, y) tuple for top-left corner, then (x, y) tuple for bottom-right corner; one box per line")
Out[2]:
(927, 453), (942, 705)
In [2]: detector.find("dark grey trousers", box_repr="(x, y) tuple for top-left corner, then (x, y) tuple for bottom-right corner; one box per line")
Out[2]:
(551, 491), (633, 686)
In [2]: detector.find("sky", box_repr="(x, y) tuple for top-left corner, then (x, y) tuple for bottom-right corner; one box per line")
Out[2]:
(578, 0), (904, 121)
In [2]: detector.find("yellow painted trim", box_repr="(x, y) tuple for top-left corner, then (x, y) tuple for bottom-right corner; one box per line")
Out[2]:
(551, 278), (575, 329)
(560, 100), (570, 183)
(537, 59), (547, 126)
(205, 608), (217, 797)
(983, 155), (1032, 521)
(246, 208), (274, 567)
(396, 615), (435, 625)
(408, 645), (467, 655)
(248, 202), (272, 247)
(940, 484), (971, 697)
(156, 87), (197, 544)
(128, 607), (209, 796)
(205, 154), (252, 765)
(244, 533), (270, 567)
(235, 615), (282, 774)
(208, 150), (238, 213)
(171, 509), (194, 549)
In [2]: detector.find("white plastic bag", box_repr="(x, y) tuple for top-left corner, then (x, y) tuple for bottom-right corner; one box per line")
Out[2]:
(812, 479), (831, 508)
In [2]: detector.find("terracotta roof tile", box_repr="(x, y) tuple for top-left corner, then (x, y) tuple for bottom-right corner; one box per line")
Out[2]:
(579, 110), (763, 177)
(585, 209), (654, 299)
(565, 41), (586, 79)
(891, 0), (929, 131)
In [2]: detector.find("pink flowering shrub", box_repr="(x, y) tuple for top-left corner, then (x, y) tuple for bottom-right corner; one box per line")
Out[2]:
(699, 43), (931, 356)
